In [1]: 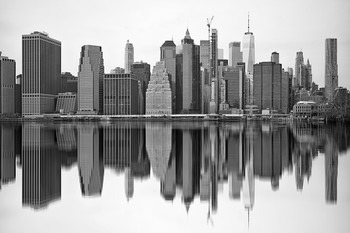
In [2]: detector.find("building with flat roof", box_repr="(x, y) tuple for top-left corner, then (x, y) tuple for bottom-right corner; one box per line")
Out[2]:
(0, 52), (15, 114)
(325, 38), (338, 101)
(229, 42), (242, 68)
(132, 61), (151, 114)
(56, 92), (76, 114)
(125, 40), (134, 74)
(22, 32), (61, 115)
(103, 73), (140, 115)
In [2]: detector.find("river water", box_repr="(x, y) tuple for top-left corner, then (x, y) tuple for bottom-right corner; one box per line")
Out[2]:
(0, 121), (349, 233)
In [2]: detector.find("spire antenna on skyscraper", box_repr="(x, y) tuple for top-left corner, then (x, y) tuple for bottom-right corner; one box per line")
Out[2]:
(248, 12), (250, 33)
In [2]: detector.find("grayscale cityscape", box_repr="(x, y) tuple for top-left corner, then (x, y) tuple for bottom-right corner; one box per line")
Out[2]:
(0, 0), (349, 233)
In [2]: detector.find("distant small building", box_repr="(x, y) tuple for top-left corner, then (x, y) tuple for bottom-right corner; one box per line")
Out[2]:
(145, 61), (172, 115)
(56, 92), (76, 114)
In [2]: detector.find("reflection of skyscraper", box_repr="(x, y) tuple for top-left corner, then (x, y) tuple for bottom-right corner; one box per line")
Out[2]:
(325, 137), (338, 203)
(78, 125), (104, 196)
(22, 124), (61, 209)
(0, 125), (15, 185)
(125, 167), (134, 201)
(56, 125), (77, 168)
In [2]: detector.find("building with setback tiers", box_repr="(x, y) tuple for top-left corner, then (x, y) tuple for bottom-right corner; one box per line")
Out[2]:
(22, 32), (61, 115)
(77, 45), (104, 114)
(0, 52), (15, 114)
(145, 61), (172, 115)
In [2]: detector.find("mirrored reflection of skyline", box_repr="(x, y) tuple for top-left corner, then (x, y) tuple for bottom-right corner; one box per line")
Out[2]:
(0, 121), (349, 214)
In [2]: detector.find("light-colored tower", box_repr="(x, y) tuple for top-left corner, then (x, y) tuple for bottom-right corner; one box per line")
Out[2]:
(124, 40), (134, 74)
(325, 38), (338, 101)
(242, 14), (255, 105)
(209, 29), (219, 113)
(77, 45), (104, 114)
(229, 42), (242, 68)
(22, 31), (61, 115)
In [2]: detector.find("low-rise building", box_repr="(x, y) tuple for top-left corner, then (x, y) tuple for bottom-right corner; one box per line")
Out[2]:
(56, 92), (76, 114)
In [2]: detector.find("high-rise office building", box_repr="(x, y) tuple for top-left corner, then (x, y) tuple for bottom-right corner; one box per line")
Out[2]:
(200, 40), (211, 113)
(242, 15), (255, 105)
(175, 29), (201, 113)
(145, 61), (172, 115)
(125, 40), (134, 74)
(103, 73), (140, 115)
(132, 61), (151, 114)
(59, 72), (78, 94)
(325, 38), (338, 101)
(77, 45), (104, 114)
(22, 32), (61, 115)
(271, 51), (279, 64)
(229, 42), (243, 68)
(294, 51), (304, 87)
(222, 63), (245, 110)
(160, 40), (176, 112)
(306, 59), (312, 90)
(0, 52), (15, 114)
(210, 29), (219, 113)
(282, 70), (291, 114)
(253, 61), (282, 112)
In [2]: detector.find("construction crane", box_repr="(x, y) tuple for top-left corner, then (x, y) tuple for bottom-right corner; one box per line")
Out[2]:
(206, 16), (214, 41)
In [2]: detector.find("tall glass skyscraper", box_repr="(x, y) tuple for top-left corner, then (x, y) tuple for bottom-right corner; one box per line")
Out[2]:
(124, 40), (134, 74)
(229, 42), (242, 68)
(325, 38), (338, 101)
(22, 31), (61, 115)
(0, 52), (15, 114)
(77, 45), (104, 114)
(242, 16), (255, 105)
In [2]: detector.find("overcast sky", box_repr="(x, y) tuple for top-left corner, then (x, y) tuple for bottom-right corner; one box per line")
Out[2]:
(0, 0), (349, 89)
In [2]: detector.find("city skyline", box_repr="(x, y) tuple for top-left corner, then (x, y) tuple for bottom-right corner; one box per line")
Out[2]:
(0, 0), (349, 90)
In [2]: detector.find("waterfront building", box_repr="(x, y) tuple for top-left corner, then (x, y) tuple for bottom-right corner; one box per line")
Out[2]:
(145, 61), (172, 115)
(292, 101), (316, 118)
(77, 45), (104, 114)
(253, 61), (282, 112)
(229, 42), (242, 68)
(22, 32), (61, 115)
(325, 38), (338, 101)
(55, 92), (77, 113)
(242, 15), (255, 105)
(103, 73), (140, 115)
(125, 40), (134, 74)
(132, 61), (151, 114)
(0, 52), (15, 114)
(222, 63), (245, 110)
(175, 29), (201, 113)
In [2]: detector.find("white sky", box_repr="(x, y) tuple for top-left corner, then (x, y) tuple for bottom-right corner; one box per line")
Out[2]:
(0, 0), (349, 89)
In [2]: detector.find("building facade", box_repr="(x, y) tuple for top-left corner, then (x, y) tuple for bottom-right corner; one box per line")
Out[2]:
(125, 40), (134, 74)
(132, 62), (151, 114)
(77, 45), (104, 114)
(325, 38), (338, 101)
(253, 62), (282, 112)
(210, 29), (219, 113)
(229, 42), (242, 68)
(222, 63), (245, 110)
(175, 29), (201, 113)
(22, 32), (61, 115)
(145, 61), (172, 115)
(103, 73), (140, 115)
(0, 52), (15, 114)
(55, 92), (77, 113)
(242, 17), (255, 105)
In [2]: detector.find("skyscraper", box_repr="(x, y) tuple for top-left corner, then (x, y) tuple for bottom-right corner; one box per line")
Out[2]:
(125, 40), (134, 74)
(210, 29), (219, 113)
(145, 61), (172, 115)
(325, 38), (338, 101)
(242, 15), (255, 105)
(175, 29), (201, 113)
(294, 51), (304, 87)
(253, 61), (282, 112)
(222, 63), (245, 110)
(200, 40), (211, 114)
(132, 61), (151, 114)
(0, 52), (15, 114)
(22, 31), (61, 115)
(77, 45), (104, 114)
(229, 42), (243, 68)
